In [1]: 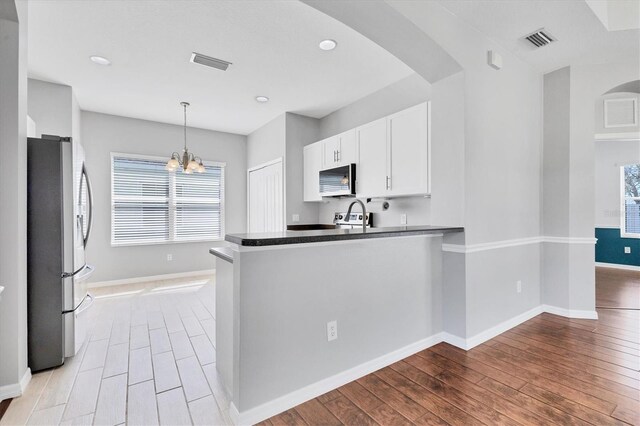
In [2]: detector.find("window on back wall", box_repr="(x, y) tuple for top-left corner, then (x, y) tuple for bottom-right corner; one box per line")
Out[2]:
(622, 164), (640, 238)
(111, 154), (225, 246)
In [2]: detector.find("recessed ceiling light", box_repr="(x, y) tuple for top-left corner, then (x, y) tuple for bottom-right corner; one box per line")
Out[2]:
(255, 96), (269, 103)
(319, 39), (337, 51)
(90, 55), (111, 66)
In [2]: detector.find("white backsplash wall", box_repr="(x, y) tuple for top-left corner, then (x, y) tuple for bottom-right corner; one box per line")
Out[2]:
(318, 196), (431, 227)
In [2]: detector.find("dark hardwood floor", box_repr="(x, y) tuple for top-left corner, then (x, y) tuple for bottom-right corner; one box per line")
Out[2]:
(263, 268), (640, 426)
(597, 267), (640, 309)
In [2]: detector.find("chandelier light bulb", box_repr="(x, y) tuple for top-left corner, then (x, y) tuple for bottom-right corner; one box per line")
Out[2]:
(166, 157), (179, 171)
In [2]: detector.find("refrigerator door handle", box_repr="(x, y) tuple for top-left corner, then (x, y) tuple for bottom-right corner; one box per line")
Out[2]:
(61, 263), (89, 279)
(82, 164), (94, 248)
(62, 292), (94, 315)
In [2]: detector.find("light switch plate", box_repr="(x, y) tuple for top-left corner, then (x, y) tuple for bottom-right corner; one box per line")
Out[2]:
(292, 214), (300, 223)
(624, 246), (631, 254)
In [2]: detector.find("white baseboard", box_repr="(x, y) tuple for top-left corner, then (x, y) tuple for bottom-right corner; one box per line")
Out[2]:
(0, 368), (31, 401)
(227, 303), (600, 424)
(231, 333), (444, 425)
(542, 304), (599, 320)
(87, 269), (215, 289)
(442, 305), (544, 350)
(595, 262), (640, 272)
(441, 332), (467, 349)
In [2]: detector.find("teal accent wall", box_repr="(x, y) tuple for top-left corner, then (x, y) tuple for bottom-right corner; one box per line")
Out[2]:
(595, 228), (640, 266)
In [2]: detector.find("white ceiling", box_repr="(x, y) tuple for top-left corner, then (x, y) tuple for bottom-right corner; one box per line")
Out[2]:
(27, 0), (415, 135)
(436, 0), (640, 73)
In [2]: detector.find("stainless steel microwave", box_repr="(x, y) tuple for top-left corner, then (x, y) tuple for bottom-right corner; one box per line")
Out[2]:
(319, 164), (356, 197)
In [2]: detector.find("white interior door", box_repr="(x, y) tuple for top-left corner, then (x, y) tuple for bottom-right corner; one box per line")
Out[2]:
(248, 159), (284, 233)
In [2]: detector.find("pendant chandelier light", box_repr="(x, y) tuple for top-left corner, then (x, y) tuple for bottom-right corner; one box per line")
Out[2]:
(166, 102), (205, 174)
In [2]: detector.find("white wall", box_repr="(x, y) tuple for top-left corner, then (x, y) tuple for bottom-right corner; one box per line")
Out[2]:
(316, 73), (434, 226)
(81, 111), (247, 283)
(595, 140), (640, 227)
(0, 0), (29, 399)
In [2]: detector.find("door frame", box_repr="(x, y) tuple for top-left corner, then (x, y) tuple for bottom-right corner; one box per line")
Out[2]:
(247, 157), (285, 233)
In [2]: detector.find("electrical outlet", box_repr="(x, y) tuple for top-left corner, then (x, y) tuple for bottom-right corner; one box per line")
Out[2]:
(624, 247), (631, 254)
(516, 280), (522, 293)
(292, 214), (300, 223)
(167, 254), (173, 261)
(400, 214), (407, 225)
(327, 320), (337, 342)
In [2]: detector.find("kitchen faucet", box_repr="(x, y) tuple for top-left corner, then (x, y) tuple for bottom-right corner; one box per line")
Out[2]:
(344, 199), (366, 231)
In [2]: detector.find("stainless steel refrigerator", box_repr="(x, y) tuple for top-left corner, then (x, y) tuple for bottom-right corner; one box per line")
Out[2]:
(27, 135), (95, 372)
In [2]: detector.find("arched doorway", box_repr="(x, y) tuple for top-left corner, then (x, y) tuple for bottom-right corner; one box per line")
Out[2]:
(594, 79), (640, 311)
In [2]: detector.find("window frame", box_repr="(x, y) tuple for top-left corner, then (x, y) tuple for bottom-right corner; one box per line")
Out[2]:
(621, 164), (640, 239)
(110, 152), (226, 247)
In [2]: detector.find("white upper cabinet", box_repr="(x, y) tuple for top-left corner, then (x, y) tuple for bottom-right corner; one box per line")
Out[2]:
(356, 117), (388, 197)
(322, 129), (357, 168)
(337, 129), (357, 165)
(303, 142), (323, 202)
(303, 102), (430, 202)
(387, 102), (430, 196)
(321, 135), (339, 168)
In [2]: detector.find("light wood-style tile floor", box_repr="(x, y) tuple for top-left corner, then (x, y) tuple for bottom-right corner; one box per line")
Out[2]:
(0, 275), (232, 426)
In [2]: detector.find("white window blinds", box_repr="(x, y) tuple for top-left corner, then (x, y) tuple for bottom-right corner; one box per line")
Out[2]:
(111, 154), (224, 245)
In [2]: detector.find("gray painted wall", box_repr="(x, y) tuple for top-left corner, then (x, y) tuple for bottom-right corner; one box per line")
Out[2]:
(595, 139), (640, 227)
(595, 93), (640, 135)
(81, 111), (247, 283)
(27, 79), (73, 137)
(431, 72), (465, 227)
(0, 0), (28, 395)
(384, 0), (543, 335)
(285, 113), (320, 225)
(543, 68), (571, 237)
(233, 235), (443, 411)
(318, 73), (432, 139)
(246, 115), (285, 170)
(246, 113), (321, 226)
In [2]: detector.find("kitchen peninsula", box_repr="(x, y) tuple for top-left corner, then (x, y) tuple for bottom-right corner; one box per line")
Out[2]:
(210, 225), (463, 424)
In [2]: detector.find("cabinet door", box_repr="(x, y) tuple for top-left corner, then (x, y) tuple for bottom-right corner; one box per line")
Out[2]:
(337, 129), (357, 165)
(356, 117), (388, 197)
(387, 102), (429, 196)
(303, 142), (323, 202)
(321, 136), (339, 168)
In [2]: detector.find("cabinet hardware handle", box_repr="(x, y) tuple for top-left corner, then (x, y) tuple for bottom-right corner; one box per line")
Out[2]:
(386, 176), (390, 190)
(337, 150), (340, 162)
(334, 150), (337, 162)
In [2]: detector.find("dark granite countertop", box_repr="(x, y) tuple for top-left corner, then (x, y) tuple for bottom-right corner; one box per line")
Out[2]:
(209, 247), (234, 263)
(224, 225), (463, 247)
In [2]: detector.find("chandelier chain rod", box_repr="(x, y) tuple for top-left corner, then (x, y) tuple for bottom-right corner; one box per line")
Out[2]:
(183, 103), (188, 152)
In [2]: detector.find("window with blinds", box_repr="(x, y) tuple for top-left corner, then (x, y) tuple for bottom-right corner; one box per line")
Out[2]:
(111, 154), (224, 245)
(623, 164), (640, 237)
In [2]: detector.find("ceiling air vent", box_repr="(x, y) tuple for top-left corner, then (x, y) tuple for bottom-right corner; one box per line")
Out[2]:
(190, 52), (232, 71)
(524, 29), (556, 48)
